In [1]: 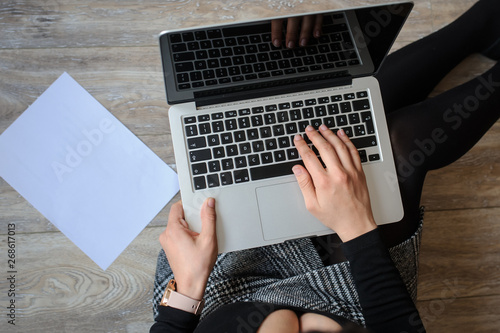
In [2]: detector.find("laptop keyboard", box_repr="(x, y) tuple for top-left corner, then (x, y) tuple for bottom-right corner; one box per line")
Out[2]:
(169, 13), (360, 91)
(184, 90), (380, 190)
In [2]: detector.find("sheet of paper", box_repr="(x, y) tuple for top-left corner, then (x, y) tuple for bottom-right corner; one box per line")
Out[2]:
(0, 72), (179, 270)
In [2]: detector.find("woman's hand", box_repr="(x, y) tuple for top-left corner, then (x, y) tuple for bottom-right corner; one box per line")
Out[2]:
(293, 125), (377, 242)
(271, 14), (323, 48)
(159, 198), (218, 300)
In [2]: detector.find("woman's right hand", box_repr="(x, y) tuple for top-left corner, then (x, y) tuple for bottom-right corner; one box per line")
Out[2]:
(292, 125), (377, 242)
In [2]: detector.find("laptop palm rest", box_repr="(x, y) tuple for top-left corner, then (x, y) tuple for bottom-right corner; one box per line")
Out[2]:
(255, 181), (331, 241)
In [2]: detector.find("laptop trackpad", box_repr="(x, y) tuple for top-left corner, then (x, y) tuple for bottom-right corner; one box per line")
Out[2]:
(255, 182), (330, 241)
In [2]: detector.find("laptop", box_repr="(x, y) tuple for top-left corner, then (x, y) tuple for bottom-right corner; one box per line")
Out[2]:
(159, 2), (413, 253)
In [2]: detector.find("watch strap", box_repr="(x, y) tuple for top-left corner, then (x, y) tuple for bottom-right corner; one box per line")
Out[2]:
(160, 283), (205, 315)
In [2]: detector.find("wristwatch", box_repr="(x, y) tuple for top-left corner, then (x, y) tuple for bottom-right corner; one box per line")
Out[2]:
(160, 279), (205, 315)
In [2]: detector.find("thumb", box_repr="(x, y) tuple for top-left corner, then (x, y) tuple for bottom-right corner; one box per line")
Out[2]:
(200, 197), (217, 240)
(292, 165), (317, 208)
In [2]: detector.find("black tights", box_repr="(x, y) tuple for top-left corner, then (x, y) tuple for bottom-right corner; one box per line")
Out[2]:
(314, 0), (500, 262)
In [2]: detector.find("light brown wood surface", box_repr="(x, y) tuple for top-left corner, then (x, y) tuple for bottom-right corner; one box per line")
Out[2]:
(0, 0), (499, 332)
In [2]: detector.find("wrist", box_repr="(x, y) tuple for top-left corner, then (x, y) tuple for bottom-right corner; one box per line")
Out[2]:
(337, 219), (377, 242)
(175, 279), (207, 300)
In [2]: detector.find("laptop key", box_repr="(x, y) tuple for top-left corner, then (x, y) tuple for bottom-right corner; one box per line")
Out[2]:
(233, 169), (250, 183)
(274, 150), (286, 162)
(174, 52), (195, 62)
(172, 43), (187, 53)
(208, 161), (221, 172)
(252, 140), (265, 152)
(287, 148), (299, 160)
(351, 135), (378, 149)
(175, 62), (194, 72)
(261, 152), (273, 164)
(248, 154), (260, 166)
(193, 176), (207, 190)
(170, 34), (182, 44)
(207, 174), (220, 188)
(207, 135), (220, 146)
(185, 125), (198, 137)
(250, 160), (304, 181)
(187, 137), (206, 149)
(190, 149), (211, 162)
(213, 146), (225, 158)
(358, 150), (367, 163)
(191, 162), (207, 175)
(220, 172), (233, 185)
(221, 159), (234, 170)
(234, 157), (247, 168)
(207, 29), (222, 39)
(221, 133), (233, 144)
(226, 145), (238, 156)
(265, 138), (278, 150)
(247, 128), (259, 140)
(234, 131), (246, 142)
(199, 123), (211, 135)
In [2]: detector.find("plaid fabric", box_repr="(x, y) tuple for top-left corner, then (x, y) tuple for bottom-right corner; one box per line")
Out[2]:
(152, 210), (423, 327)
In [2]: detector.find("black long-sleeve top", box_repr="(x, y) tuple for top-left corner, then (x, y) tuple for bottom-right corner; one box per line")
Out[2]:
(150, 228), (425, 333)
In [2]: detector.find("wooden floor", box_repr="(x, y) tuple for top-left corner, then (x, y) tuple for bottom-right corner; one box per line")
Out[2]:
(0, 0), (498, 332)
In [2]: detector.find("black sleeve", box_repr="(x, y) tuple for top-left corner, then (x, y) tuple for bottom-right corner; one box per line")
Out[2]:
(150, 306), (200, 333)
(341, 228), (425, 333)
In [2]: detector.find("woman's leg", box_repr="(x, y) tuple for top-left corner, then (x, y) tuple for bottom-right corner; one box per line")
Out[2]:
(380, 61), (500, 247)
(376, 0), (500, 113)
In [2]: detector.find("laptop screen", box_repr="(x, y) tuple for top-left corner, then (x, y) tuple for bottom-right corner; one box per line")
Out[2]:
(159, 2), (413, 105)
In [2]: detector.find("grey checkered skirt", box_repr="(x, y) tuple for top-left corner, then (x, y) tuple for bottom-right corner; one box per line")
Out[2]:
(152, 216), (423, 327)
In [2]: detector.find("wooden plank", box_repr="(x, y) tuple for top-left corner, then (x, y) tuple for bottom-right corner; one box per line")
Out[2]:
(416, 295), (500, 333)
(0, 47), (169, 137)
(0, 226), (163, 332)
(0, 0), (431, 49)
(417, 208), (500, 301)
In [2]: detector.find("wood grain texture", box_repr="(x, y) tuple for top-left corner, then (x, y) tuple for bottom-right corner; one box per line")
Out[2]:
(0, 0), (430, 49)
(0, 226), (163, 332)
(0, 0), (499, 332)
(416, 294), (500, 333)
(417, 208), (500, 300)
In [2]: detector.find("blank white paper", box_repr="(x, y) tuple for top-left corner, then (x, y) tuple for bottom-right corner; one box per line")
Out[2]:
(0, 72), (179, 270)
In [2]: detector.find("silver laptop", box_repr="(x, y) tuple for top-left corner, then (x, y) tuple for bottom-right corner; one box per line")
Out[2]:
(159, 2), (413, 253)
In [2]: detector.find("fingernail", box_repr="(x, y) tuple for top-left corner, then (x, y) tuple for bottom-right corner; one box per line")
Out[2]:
(273, 39), (281, 47)
(337, 128), (345, 136)
(306, 125), (314, 132)
(294, 134), (303, 141)
(314, 30), (321, 38)
(207, 197), (215, 208)
(292, 165), (304, 176)
(319, 124), (328, 131)
(287, 40), (294, 49)
(300, 38), (307, 47)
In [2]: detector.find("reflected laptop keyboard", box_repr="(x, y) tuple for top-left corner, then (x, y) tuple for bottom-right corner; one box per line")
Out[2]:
(169, 13), (361, 91)
(184, 89), (380, 190)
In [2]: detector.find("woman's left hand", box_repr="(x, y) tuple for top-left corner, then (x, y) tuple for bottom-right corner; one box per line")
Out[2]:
(159, 198), (218, 300)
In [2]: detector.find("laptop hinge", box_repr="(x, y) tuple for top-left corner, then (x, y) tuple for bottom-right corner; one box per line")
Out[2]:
(194, 71), (352, 107)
